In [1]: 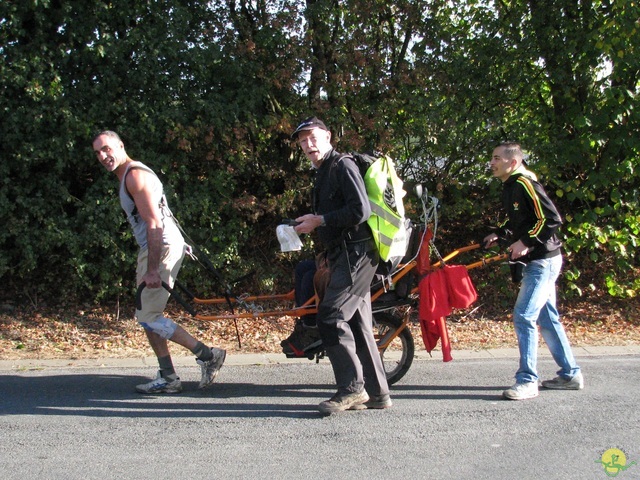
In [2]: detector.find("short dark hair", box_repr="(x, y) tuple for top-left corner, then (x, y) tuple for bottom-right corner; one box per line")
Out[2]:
(497, 141), (523, 160)
(93, 130), (122, 143)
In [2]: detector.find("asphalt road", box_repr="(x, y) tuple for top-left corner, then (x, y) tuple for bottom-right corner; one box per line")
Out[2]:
(1, 353), (638, 480)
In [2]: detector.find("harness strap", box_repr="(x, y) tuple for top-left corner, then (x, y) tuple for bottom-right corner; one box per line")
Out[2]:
(123, 165), (171, 220)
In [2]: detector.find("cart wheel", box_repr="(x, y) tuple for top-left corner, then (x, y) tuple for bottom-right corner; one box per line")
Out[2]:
(373, 310), (414, 385)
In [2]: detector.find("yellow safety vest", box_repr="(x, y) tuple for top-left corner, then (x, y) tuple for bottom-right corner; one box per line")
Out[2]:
(364, 155), (407, 262)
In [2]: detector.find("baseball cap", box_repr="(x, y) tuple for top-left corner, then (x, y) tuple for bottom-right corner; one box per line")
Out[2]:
(291, 116), (329, 139)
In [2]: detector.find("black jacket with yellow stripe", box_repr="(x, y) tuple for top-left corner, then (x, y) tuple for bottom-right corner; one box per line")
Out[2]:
(499, 170), (563, 261)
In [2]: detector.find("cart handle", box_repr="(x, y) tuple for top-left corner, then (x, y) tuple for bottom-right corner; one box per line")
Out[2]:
(135, 281), (197, 316)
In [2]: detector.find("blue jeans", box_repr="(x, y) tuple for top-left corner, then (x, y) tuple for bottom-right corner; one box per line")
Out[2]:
(513, 255), (580, 384)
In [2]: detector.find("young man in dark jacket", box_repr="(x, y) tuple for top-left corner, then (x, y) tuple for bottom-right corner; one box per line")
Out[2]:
(291, 117), (391, 414)
(484, 142), (583, 400)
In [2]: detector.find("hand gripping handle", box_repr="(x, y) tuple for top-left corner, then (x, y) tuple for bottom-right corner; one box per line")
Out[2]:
(135, 281), (197, 316)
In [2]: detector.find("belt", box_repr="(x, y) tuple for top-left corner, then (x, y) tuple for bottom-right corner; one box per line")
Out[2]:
(345, 237), (376, 253)
(326, 235), (375, 253)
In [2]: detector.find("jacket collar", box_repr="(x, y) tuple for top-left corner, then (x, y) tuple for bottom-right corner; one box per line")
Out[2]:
(506, 164), (537, 184)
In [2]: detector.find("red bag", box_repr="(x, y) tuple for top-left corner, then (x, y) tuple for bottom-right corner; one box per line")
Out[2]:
(444, 264), (478, 309)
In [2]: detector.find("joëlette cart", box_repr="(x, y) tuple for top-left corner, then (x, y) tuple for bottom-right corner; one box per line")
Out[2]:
(137, 186), (507, 385)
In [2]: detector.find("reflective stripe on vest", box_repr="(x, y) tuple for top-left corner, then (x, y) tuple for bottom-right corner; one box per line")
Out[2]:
(364, 155), (407, 261)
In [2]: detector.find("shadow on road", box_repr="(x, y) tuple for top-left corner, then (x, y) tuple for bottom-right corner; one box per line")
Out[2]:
(394, 383), (505, 402)
(0, 373), (336, 419)
(0, 372), (506, 419)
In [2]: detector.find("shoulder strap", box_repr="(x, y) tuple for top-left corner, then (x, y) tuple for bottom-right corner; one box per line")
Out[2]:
(123, 164), (167, 217)
(123, 163), (159, 200)
(122, 165), (145, 217)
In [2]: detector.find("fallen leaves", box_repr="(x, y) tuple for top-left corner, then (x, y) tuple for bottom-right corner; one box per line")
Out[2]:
(0, 295), (638, 360)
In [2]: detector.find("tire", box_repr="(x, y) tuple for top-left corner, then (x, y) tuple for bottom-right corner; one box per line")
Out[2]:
(373, 310), (414, 385)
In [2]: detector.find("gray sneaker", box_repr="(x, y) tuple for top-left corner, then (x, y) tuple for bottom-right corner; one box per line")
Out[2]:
(197, 347), (226, 389)
(542, 372), (584, 390)
(136, 371), (182, 394)
(349, 394), (393, 410)
(503, 381), (538, 400)
(319, 390), (369, 415)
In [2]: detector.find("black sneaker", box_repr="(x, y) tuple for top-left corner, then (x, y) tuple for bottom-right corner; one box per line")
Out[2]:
(280, 320), (304, 349)
(281, 323), (321, 356)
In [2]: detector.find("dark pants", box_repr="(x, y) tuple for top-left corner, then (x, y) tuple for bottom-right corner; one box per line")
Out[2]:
(317, 240), (389, 397)
(295, 259), (317, 327)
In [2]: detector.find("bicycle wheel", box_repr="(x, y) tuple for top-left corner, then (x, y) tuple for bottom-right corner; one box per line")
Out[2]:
(373, 310), (414, 385)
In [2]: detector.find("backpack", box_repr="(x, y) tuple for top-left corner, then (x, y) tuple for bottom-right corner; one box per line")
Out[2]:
(340, 152), (409, 274)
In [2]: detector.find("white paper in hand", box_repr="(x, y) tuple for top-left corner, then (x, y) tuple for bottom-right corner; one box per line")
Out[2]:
(276, 224), (303, 252)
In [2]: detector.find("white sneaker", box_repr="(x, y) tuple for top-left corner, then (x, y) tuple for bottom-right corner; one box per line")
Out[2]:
(136, 371), (182, 394)
(503, 382), (538, 400)
(542, 372), (584, 390)
(197, 347), (227, 389)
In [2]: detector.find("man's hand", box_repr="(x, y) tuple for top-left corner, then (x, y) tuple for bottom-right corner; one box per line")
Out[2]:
(483, 233), (499, 249)
(294, 214), (323, 234)
(142, 270), (162, 289)
(508, 239), (530, 260)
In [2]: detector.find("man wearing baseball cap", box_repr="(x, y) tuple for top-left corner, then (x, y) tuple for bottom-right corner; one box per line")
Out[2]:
(290, 116), (391, 414)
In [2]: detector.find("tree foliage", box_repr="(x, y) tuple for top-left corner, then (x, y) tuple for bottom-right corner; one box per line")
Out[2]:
(0, 0), (637, 305)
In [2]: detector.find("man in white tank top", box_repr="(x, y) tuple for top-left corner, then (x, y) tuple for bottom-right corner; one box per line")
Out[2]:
(93, 130), (226, 393)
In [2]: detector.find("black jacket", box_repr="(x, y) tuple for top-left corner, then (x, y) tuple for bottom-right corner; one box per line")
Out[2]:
(313, 149), (372, 249)
(499, 171), (563, 261)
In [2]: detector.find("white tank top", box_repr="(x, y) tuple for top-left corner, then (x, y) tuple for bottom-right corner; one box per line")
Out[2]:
(119, 161), (183, 250)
